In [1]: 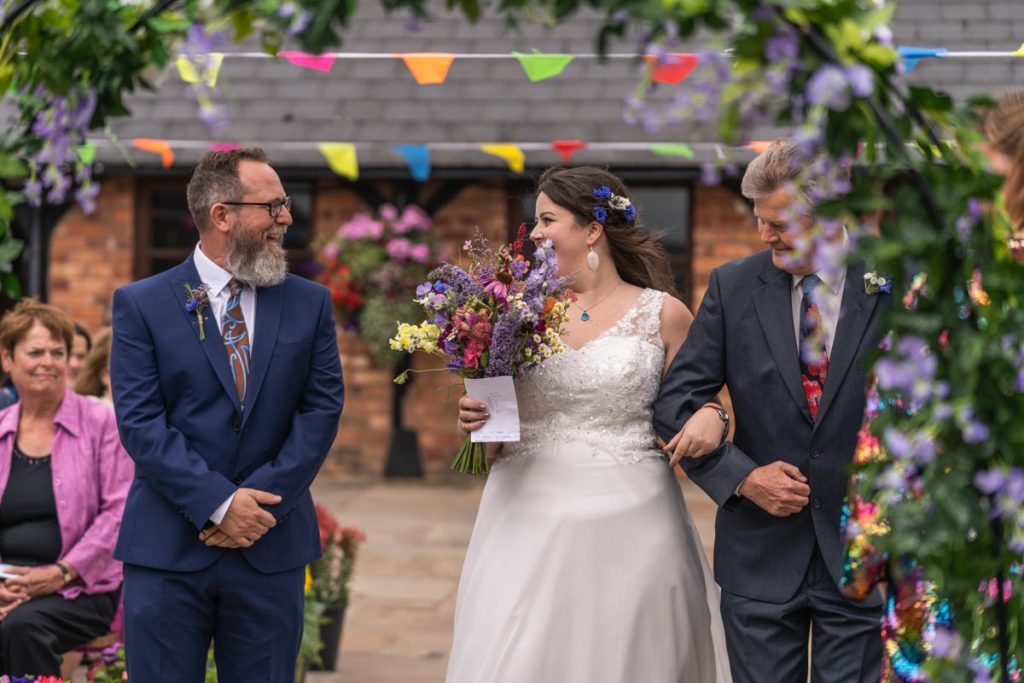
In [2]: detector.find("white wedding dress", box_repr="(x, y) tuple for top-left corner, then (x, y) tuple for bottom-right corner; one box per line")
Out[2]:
(446, 288), (732, 683)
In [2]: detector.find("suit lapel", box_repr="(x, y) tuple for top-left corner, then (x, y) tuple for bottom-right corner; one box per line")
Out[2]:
(753, 261), (813, 424)
(814, 261), (881, 428)
(170, 256), (243, 414)
(240, 281), (283, 429)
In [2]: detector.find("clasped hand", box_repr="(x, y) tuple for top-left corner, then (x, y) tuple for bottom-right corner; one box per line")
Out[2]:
(0, 564), (65, 618)
(739, 461), (810, 517)
(663, 405), (725, 465)
(199, 488), (282, 548)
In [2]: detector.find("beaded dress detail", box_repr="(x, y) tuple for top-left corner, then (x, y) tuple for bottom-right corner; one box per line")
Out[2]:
(446, 289), (732, 683)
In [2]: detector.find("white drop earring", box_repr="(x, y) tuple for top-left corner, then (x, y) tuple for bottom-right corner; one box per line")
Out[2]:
(586, 247), (599, 272)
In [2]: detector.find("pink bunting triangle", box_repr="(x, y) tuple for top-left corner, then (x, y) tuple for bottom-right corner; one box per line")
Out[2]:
(208, 142), (241, 152)
(279, 51), (336, 73)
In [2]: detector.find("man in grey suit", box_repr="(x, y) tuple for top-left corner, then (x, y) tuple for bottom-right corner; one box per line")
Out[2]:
(655, 140), (885, 682)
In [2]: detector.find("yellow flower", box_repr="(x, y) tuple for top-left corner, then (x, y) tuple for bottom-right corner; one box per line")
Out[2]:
(304, 566), (313, 593)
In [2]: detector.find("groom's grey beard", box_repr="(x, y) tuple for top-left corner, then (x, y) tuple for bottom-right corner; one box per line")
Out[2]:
(226, 227), (287, 287)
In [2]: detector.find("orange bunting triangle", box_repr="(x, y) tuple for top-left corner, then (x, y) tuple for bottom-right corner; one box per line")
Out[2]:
(398, 53), (455, 85)
(747, 141), (772, 154)
(644, 53), (699, 85)
(132, 138), (174, 168)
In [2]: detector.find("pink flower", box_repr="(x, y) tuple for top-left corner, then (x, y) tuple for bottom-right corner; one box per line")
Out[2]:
(409, 243), (431, 263)
(485, 279), (510, 302)
(339, 214), (385, 240)
(379, 203), (398, 221)
(386, 238), (412, 260)
(322, 242), (339, 259)
(393, 205), (431, 234)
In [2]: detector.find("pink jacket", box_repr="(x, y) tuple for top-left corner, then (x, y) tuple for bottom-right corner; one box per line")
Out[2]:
(0, 388), (134, 599)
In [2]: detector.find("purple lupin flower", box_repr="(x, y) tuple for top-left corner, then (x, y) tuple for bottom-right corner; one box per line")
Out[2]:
(806, 65), (851, 111)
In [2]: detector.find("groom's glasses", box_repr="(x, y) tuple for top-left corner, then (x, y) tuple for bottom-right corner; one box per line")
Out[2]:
(221, 196), (292, 218)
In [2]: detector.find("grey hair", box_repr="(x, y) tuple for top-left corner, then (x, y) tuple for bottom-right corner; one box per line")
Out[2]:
(740, 139), (814, 204)
(186, 147), (269, 232)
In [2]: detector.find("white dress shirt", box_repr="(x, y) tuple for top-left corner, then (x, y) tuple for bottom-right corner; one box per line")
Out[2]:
(193, 244), (256, 525)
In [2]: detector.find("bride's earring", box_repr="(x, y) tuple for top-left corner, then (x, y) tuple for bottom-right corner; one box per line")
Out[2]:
(586, 247), (599, 272)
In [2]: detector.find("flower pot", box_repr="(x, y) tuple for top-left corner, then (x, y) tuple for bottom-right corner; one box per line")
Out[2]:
(310, 603), (346, 671)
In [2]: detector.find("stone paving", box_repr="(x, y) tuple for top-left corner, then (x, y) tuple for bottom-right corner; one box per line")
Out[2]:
(307, 475), (719, 683)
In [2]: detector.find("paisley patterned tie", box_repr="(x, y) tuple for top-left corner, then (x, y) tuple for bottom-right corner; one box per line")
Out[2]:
(222, 278), (251, 404)
(799, 274), (829, 421)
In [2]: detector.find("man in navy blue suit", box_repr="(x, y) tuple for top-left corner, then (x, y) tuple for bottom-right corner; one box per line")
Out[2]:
(110, 148), (344, 681)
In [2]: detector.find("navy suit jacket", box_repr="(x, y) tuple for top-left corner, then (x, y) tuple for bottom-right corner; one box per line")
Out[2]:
(110, 255), (344, 573)
(654, 250), (885, 606)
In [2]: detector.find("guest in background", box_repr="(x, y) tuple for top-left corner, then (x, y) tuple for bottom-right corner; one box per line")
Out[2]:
(67, 323), (91, 385)
(0, 372), (16, 412)
(0, 300), (133, 677)
(73, 329), (113, 407)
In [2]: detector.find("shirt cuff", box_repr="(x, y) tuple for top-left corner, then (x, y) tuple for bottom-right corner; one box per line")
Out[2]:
(209, 492), (236, 525)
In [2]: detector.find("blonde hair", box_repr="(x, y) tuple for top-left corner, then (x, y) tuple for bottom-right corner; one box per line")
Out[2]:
(983, 88), (1024, 230)
(74, 328), (112, 398)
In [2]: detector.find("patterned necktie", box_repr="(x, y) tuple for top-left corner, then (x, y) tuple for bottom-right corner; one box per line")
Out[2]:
(799, 274), (829, 421)
(222, 278), (251, 404)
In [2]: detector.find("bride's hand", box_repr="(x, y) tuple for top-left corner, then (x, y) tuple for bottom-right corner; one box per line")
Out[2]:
(458, 396), (490, 434)
(663, 405), (727, 466)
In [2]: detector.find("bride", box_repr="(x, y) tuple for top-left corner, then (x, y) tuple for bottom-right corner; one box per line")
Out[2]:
(447, 166), (733, 682)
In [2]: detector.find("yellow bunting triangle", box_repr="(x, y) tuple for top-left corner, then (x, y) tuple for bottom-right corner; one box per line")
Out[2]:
(318, 143), (359, 180)
(176, 53), (225, 88)
(1014, 42), (1024, 57)
(132, 138), (175, 168)
(398, 53), (455, 85)
(480, 144), (525, 173)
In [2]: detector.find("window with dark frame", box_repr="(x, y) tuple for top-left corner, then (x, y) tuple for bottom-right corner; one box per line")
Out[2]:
(134, 178), (315, 279)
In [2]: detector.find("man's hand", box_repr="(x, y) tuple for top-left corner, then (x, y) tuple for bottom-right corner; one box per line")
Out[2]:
(5, 565), (64, 599)
(199, 488), (281, 548)
(664, 405), (726, 466)
(738, 461), (810, 517)
(200, 526), (244, 548)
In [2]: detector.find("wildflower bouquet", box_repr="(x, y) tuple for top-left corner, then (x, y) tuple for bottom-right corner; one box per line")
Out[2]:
(390, 225), (573, 475)
(315, 204), (442, 362)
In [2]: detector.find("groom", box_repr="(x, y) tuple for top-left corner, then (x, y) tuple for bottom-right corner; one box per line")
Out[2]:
(655, 140), (885, 682)
(110, 148), (344, 681)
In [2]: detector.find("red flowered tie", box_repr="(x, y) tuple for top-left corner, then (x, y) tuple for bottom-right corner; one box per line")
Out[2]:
(222, 278), (251, 404)
(799, 274), (829, 421)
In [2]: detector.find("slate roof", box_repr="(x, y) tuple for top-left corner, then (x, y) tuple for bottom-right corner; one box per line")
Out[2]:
(54, 1), (1024, 171)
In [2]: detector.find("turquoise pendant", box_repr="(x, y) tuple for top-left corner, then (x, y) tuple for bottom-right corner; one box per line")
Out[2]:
(580, 311), (590, 321)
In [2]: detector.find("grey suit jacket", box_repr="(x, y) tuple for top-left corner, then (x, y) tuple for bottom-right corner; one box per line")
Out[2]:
(654, 250), (885, 606)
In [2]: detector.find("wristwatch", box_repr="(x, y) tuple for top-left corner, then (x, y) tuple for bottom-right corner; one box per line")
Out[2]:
(55, 561), (71, 584)
(708, 405), (730, 443)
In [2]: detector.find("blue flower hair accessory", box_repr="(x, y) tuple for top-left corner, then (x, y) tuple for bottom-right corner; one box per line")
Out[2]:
(592, 186), (637, 224)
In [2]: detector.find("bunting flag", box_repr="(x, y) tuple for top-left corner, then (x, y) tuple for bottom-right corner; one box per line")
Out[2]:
(132, 138), (175, 168)
(650, 143), (695, 159)
(480, 144), (525, 173)
(393, 144), (431, 181)
(399, 53), (456, 85)
(512, 51), (576, 82)
(551, 139), (586, 162)
(1014, 43), (1024, 57)
(176, 53), (225, 87)
(897, 46), (949, 73)
(76, 142), (96, 165)
(644, 53), (699, 85)
(279, 50), (336, 72)
(746, 140), (772, 154)
(319, 143), (359, 179)
(208, 142), (241, 151)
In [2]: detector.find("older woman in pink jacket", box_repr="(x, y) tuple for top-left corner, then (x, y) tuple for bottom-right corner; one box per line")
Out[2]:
(0, 299), (133, 677)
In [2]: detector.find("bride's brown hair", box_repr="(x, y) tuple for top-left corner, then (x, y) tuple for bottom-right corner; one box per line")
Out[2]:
(982, 88), (1024, 230)
(536, 166), (679, 296)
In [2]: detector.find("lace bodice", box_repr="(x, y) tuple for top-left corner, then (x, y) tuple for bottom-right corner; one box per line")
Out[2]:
(499, 288), (668, 465)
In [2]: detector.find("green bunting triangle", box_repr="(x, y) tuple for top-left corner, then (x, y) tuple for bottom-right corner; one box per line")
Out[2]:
(512, 51), (575, 82)
(77, 142), (97, 165)
(650, 143), (695, 159)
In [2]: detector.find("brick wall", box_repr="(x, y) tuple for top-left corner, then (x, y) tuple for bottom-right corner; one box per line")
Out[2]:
(48, 176), (136, 330)
(690, 184), (760, 309)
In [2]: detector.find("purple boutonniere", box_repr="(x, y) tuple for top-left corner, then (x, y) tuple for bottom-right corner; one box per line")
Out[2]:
(184, 283), (211, 340)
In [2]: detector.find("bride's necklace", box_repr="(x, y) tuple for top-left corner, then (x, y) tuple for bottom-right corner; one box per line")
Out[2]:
(574, 282), (622, 322)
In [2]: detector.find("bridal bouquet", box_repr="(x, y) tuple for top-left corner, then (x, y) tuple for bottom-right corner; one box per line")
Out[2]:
(389, 224), (573, 474)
